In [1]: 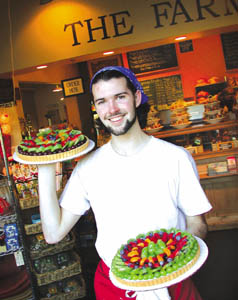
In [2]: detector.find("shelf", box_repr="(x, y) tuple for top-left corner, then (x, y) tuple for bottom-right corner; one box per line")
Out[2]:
(24, 222), (42, 235)
(0, 178), (8, 187)
(200, 171), (238, 180)
(195, 82), (227, 94)
(0, 246), (24, 257)
(19, 197), (39, 210)
(152, 120), (237, 139)
(193, 148), (238, 161)
(0, 212), (17, 224)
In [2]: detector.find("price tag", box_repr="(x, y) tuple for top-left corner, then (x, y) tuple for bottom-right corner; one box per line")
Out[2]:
(14, 250), (25, 266)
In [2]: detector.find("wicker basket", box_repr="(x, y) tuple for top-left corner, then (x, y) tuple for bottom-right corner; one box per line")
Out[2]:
(24, 222), (42, 235)
(19, 196), (39, 209)
(34, 251), (82, 286)
(30, 233), (76, 259)
(40, 277), (86, 300)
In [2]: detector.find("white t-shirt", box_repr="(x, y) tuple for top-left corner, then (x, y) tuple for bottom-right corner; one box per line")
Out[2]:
(60, 136), (212, 266)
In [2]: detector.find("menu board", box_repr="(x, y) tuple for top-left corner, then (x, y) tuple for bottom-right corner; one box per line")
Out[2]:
(221, 31), (238, 70)
(127, 44), (178, 74)
(140, 75), (183, 106)
(88, 55), (122, 77)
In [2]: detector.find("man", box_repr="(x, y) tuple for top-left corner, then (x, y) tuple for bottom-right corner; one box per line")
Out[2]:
(38, 66), (212, 300)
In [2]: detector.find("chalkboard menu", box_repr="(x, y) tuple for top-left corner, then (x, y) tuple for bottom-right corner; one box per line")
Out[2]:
(127, 44), (178, 74)
(221, 31), (238, 70)
(140, 75), (183, 106)
(88, 55), (122, 77)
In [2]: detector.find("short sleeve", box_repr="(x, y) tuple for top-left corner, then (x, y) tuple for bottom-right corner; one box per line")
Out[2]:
(177, 149), (212, 216)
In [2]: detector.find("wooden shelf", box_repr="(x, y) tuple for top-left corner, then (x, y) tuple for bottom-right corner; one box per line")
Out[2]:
(193, 148), (238, 161)
(152, 120), (237, 139)
(200, 171), (238, 180)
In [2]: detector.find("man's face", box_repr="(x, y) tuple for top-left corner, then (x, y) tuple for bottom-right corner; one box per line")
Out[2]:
(92, 77), (141, 136)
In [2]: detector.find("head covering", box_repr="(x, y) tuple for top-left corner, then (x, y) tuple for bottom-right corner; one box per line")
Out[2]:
(90, 66), (148, 104)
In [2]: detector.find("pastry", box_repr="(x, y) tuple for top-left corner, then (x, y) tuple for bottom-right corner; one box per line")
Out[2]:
(111, 228), (199, 287)
(16, 128), (89, 162)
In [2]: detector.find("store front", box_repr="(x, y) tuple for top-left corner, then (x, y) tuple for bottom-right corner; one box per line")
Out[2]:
(0, 0), (237, 147)
(0, 1), (238, 299)
(0, 0), (237, 220)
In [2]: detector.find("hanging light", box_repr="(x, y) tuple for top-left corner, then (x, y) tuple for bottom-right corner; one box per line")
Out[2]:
(36, 65), (48, 70)
(52, 85), (62, 92)
(103, 51), (115, 56)
(175, 36), (187, 41)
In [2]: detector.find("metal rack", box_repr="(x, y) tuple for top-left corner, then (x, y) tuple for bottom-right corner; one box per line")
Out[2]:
(0, 127), (37, 300)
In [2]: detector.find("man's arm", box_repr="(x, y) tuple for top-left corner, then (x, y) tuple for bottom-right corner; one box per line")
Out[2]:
(38, 163), (81, 244)
(185, 214), (208, 240)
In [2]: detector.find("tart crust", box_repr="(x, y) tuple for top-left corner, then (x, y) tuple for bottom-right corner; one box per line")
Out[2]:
(114, 245), (200, 287)
(16, 137), (89, 162)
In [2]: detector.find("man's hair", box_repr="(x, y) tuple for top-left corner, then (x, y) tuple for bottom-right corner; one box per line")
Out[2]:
(91, 69), (150, 130)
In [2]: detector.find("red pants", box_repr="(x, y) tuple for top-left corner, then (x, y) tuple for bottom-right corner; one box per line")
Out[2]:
(94, 260), (203, 300)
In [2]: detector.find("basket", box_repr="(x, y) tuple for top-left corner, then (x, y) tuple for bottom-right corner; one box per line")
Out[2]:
(19, 196), (39, 209)
(24, 222), (42, 235)
(30, 232), (76, 259)
(40, 277), (86, 300)
(33, 251), (82, 286)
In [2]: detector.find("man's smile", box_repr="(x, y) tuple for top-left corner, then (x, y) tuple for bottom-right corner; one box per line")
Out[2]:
(107, 114), (125, 123)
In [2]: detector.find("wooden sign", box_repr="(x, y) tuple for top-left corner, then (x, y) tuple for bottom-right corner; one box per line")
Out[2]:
(127, 44), (178, 74)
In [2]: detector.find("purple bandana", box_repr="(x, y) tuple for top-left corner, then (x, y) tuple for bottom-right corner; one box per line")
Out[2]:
(90, 66), (148, 104)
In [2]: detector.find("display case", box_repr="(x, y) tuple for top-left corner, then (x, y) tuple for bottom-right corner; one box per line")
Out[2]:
(151, 120), (238, 231)
(0, 129), (34, 300)
(11, 162), (86, 300)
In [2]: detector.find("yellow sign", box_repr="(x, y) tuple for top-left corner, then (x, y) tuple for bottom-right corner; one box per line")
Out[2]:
(61, 77), (84, 97)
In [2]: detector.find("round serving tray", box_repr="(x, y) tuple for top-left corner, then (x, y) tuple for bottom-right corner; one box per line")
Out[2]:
(13, 139), (95, 165)
(109, 237), (208, 292)
(170, 122), (192, 130)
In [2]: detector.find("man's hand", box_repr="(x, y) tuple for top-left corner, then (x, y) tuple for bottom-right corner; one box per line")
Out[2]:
(186, 214), (208, 240)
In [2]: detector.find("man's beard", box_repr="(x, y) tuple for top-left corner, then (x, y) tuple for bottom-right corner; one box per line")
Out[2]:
(105, 113), (137, 136)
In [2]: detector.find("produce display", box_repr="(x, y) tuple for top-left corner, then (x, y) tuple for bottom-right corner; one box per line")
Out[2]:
(170, 107), (190, 127)
(39, 275), (85, 298)
(169, 100), (191, 128)
(145, 105), (163, 132)
(16, 128), (89, 162)
(34, 251), (75, 274)
(111, 228), (199, 287)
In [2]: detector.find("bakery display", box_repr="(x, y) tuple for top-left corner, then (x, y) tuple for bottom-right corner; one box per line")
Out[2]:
(15, 128), (90, 162)
(111, 228), (200, 288)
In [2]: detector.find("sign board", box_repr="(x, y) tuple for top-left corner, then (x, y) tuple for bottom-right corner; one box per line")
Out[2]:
(140, 74), (184, 106)
(179, 40), (194, 53)
(127, 44), (178, 74)
(0, 0), (238, 73)
(61, 77), (84, 98)
(221, 31), (238, 70)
